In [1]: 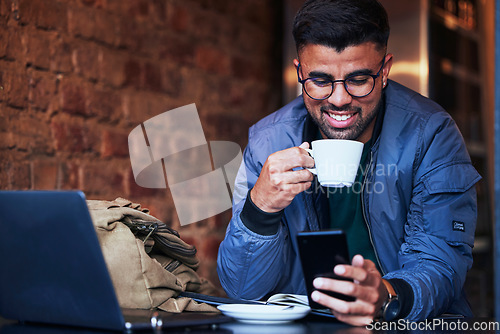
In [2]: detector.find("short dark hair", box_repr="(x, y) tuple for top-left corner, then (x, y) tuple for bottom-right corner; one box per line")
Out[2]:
(292, 0), (390, 53)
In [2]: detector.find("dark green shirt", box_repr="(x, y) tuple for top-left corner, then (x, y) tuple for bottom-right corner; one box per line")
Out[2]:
(325, 139), (380, 271)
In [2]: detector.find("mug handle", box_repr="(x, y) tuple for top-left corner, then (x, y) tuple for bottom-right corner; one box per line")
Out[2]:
(304, 148), (317, 175)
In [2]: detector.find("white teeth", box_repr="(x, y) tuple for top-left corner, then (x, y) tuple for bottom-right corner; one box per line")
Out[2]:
(329, 113), (352, 121)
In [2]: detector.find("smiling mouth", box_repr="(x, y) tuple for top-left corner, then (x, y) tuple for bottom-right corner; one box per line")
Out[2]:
(326, 112), (354, 121)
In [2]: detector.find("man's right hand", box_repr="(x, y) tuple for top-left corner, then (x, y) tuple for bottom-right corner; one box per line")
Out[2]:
(250, 142), (315, 213)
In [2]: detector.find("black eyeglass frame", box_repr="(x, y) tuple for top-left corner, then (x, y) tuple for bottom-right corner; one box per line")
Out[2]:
(296, 56), (387, 100)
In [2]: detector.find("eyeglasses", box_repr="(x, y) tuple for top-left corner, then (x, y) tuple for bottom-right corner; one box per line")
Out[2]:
(297, 56), (386, 100)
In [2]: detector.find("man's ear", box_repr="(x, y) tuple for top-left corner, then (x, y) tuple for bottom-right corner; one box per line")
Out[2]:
(293, 58), (300, 69)
(382, 53), (393, 82)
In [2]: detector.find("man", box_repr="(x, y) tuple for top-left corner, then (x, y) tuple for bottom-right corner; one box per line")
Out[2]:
(217, 0), (481, 326)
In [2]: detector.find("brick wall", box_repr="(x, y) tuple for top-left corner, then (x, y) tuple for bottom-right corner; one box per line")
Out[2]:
(0, 0), (283, 294)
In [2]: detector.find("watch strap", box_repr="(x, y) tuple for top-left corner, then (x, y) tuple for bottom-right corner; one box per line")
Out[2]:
(382, 278), (397, 298)
(379, 279), (400, 321)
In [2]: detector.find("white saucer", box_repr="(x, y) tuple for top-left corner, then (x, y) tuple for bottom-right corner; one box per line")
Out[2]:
(217, 304), (311, 324)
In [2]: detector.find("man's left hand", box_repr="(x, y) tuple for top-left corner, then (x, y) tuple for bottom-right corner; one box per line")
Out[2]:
(311, 255), (387, 326)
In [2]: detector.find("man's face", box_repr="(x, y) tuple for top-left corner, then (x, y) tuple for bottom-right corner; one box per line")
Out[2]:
(295, 43), (392, 143)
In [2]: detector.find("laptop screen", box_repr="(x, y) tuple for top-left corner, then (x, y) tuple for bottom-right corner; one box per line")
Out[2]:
(0, 191), (125, 331)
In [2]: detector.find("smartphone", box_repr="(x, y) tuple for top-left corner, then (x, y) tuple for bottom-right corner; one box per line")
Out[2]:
(296, 230), (355, 310)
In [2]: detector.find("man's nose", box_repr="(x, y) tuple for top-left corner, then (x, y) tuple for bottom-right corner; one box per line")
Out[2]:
(326, 82), (353, 107)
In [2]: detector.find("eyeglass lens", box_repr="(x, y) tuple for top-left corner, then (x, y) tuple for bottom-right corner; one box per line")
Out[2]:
(303, 75), (376, 99)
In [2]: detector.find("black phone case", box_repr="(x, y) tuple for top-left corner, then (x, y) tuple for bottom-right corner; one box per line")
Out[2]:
(296, 230), (355, 310)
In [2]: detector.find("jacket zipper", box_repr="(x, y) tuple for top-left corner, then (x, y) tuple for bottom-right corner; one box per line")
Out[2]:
(361, 149), (385, 275)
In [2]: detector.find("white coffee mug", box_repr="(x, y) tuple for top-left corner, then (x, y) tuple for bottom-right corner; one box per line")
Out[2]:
(305, 139), (364, 187)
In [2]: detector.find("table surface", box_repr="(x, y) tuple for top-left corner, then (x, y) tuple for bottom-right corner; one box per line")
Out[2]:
(1, 315), (498, 334)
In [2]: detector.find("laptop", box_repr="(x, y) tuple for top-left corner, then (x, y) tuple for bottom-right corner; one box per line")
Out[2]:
(0, 191), (231, 331)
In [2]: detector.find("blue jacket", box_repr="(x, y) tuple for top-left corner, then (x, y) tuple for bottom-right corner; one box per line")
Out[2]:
(217, 80), (481, 320)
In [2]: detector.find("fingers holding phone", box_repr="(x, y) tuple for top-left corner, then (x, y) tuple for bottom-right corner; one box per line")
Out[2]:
(311, 255), (387, 326)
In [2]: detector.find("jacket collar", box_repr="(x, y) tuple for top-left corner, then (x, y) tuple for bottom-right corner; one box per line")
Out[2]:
(301, 112), (328, 230)
(302, 112), (319, 144)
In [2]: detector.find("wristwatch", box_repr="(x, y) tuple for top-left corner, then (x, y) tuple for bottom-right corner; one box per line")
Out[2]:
(380, 279), (400, 321)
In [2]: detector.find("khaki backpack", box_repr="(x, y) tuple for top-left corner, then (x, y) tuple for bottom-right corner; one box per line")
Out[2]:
(86, 198), (218, 313)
